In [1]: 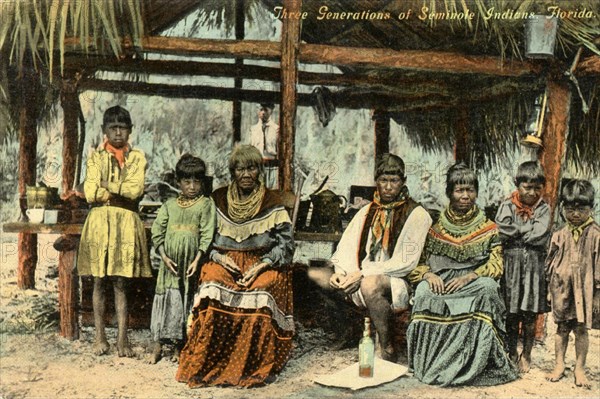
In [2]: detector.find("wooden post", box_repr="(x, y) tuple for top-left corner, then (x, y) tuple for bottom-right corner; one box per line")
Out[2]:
(57, 74), (81, 339)
(58, 244), (79, 339)
(232, 0), (245, 144)
(61, 74), (81, 193)
(539, 78), (572, 216)
(17, 68), (40, 290)
(453, 108), (471, 165)
(373, 110), (390, 162)
(279, 0), (302, 192)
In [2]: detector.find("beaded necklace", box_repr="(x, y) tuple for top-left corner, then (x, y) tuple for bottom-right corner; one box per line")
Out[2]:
(176, 194), (203, 208)
(227, 181), (266, 223)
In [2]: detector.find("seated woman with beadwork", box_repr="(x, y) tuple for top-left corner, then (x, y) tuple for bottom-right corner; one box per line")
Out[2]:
(176, 145), (295, 388)
(407, 163), (518, 387)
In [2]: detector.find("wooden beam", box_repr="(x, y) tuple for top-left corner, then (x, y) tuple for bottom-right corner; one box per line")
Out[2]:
(299, 43), (540, 77)
(576, 55), (600, 75)
(79, 78), (309, 104)
(58, 73), (81, 340)
(60, 75), (80, 194)
(139, 36), (281, 59)
(279, 0), (301, 192)
(373, 110), (390, 163)
(65, 36), (540, 77)
(58, 244), (79, 340)
(232, 0), (245, 145)
(17, 69), (40, 290)
(540, 79), (572, 216)
(80, 77), (540, 115)
(67, 57), (453, 94)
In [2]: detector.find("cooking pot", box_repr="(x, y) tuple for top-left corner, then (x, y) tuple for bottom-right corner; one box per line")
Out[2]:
(309, 189), (347, 233)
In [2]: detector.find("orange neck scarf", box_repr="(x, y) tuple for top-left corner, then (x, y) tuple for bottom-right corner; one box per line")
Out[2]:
(369, 188), (409, 259)
(510, 190), (541, 221)
(104, 141), (129, 168)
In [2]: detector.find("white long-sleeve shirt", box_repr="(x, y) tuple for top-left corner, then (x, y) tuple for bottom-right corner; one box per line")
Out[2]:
(249, 119), (279, 159)
(331, 202), (432, 308)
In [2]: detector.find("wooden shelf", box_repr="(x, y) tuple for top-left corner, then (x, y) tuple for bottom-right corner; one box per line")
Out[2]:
(294, 231), (342, 242)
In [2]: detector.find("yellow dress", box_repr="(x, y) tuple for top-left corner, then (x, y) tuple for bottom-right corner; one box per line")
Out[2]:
(77, 148), (152, 278)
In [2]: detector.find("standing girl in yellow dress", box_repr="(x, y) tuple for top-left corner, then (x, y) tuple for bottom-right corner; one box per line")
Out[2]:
(77, 106), (152, 357)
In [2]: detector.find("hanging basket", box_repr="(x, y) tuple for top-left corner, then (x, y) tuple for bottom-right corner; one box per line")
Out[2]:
(525, 15), (558, 59)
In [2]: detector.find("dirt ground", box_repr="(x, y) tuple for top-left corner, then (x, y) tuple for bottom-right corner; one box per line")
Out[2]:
(1, 233), (599, 399)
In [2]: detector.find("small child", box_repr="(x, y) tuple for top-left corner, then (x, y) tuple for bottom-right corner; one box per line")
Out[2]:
(545, 179), (599, 389)
(495, 161), (551, 373)
(149, 154), (216, 363)
(77, 105), (152, 357)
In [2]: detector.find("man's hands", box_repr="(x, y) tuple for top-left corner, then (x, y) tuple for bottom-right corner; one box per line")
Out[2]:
(329, 271), (363, 295)
(424, 271), (478, 295)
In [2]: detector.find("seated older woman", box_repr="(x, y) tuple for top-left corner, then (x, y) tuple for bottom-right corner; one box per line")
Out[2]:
(176, 145), (294, 387)
(407, 164), (518, 386)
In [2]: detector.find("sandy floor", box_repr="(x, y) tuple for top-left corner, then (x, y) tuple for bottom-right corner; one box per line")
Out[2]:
(0, 233), (599, 399)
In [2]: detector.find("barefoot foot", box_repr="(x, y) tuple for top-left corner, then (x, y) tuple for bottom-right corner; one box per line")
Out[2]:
(574, 367), (591, 389)
(93, 339), (110, 356)
(117, 340), (135, 358)
(171, 346), (180, 363)
(518, 355), (531, 373)
(545, 365), (565, 382)
(148, 342), (162, 364)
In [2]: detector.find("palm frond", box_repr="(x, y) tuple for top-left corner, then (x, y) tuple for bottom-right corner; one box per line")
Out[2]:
(0, 0), (145, 78)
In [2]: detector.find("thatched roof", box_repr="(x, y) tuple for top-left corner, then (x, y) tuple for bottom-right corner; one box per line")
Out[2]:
(1, 0), (599, 172)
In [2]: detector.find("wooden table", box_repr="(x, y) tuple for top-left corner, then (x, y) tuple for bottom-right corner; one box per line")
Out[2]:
(294, 231), (342, 242)
(3, 221), (155, 340)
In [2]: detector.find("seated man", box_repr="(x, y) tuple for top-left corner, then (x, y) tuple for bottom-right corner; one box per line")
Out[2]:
(309, 153), (432, 361)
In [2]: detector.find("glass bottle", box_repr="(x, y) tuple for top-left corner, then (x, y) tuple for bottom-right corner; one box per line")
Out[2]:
(358, 317), (375, 377)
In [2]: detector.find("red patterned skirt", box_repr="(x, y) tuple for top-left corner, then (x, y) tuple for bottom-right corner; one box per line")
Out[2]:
(176, 250), (294, 387)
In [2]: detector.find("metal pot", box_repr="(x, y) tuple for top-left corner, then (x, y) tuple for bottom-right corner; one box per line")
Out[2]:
(309, 189), (347, 233)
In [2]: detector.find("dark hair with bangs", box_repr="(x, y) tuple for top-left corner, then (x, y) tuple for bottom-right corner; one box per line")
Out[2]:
(515, 161), (546, 186)
(560, 179), (595, 207)
(375, 153), (406, 180)
(445, 163), (479, 198)
(103, 105), (132, 128)
(228, 145), (264, 178)
(176, 154), (206, 181)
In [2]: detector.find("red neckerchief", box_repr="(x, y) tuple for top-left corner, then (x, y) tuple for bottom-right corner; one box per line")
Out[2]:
(369, 188), (408, 259)
(510, 190), (541, 221)
(104, 141), (129, 168)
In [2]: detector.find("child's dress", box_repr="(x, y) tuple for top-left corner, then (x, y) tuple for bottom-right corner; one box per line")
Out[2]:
(150, 195), (216, 341)
(546, 219), (600, 329)
(495, 195), (551, 314)
(77, 146), (152, 278)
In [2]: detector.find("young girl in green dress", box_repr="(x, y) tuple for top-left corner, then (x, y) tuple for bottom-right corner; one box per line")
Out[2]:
(149, 154), (216, 363)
